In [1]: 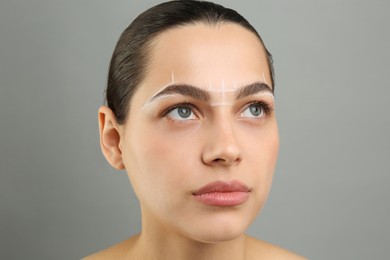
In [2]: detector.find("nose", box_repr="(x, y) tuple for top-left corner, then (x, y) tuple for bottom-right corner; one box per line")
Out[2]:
(201, 120), (242, 167)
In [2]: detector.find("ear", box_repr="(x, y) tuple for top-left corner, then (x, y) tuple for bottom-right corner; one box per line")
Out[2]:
(98, 106), (125, 170)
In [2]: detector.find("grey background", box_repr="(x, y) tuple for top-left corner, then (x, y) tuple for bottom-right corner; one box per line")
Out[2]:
(1, 0), (389, 259)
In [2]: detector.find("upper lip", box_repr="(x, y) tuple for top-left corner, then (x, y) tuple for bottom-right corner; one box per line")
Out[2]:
(193, 180), (251, 195)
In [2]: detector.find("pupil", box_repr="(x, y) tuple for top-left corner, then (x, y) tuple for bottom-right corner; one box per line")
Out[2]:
(178, 107), (191, 118)
(250, 105), (262, 116)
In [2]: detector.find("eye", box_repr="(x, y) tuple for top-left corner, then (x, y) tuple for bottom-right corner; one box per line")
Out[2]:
(165, 104), (198, 121)
(239, 102), (268, 118)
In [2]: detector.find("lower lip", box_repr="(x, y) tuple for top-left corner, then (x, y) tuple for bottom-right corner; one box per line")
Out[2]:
(193, 191), (249, 206)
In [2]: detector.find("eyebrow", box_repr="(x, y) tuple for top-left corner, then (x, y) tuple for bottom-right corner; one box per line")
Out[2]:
(150, 84), (210, 102)
(236, 82), (274, 99)
(149, 82), (273, 103)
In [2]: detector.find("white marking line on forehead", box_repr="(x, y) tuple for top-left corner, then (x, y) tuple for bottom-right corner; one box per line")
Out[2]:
(262, 71), (267, 84)
(141, 71), (176, 111)
(141, 94), (179, 110)
(171, 70), (175, 84)
(205, 89), (236, 93)
(206, 81), (238, 93)
(209, 101), (235, 107)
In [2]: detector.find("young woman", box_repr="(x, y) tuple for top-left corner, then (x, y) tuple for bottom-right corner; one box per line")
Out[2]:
(86, 1), (306, 259)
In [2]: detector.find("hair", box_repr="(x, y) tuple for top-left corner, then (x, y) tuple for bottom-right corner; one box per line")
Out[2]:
(106, 0), (274, 124)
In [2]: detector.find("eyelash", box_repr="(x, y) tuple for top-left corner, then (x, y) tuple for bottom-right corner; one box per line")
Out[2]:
(246, 101), (273, 115)
(162, 100), (273, 119)
(162, 102), (199, 118)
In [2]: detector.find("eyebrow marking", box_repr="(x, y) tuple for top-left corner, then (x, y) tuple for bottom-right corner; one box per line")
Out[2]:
(261, 71), (268, 85)
(150, 84), (211, 103)
(171, 70), (175, 84)
(221, 79), (226, 102)
(144, 81), (274, 110)
(236, 82), (273, 100)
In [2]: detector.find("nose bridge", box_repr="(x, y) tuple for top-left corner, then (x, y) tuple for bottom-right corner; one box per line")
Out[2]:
(202, 110), (241, 166)
(214, 112), (237, 142)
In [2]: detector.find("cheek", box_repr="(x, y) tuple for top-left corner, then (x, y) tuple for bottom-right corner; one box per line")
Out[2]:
(259, 129), (279, 196)
(241, 123), (279, 191)
(137, 119), (204, 173)
(263, 130), (279, 168)
(241, 120), (279, 165)
(122, 122), (199, 201)
(136, 125), (199, 167)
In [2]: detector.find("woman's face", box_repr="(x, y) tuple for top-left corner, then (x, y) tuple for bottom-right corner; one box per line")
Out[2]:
(119, 23), (279, 242)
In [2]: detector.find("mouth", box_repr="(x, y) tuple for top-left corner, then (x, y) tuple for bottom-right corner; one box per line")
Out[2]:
(192, 180), (251, 207)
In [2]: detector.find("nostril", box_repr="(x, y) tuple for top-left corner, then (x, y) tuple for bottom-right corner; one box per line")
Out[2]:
(211, 155), (241, 165)
(201, 133), (242, 166)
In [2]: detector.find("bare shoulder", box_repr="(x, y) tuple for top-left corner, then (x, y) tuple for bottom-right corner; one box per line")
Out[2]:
(246, 236), (307, 260)
(82, 237), (137, 260)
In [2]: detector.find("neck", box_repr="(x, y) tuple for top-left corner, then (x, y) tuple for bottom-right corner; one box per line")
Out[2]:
(132, 213), (248, 260)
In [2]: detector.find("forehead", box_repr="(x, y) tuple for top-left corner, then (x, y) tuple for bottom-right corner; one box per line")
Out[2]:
(134, 23), (271, 103)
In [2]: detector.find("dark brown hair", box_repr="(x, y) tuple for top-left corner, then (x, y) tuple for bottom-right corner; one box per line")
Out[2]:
(106, 0), (274, 124)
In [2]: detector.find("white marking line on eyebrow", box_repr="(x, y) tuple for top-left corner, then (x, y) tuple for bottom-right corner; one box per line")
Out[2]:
(206, 78), (269, 93)
(206, 80), (237, 93)
(141, 94), (182, 111)
(210, 92), (274, 107)
(142, 91), (274, 110)
(142, 71), (177, 110)
(206, 88), (236, 93)
(142, 79), (274, 111)
(249, 92), (275, 99)
(210, 101), (235, 107)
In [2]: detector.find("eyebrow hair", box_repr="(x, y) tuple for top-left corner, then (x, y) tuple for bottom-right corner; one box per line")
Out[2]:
(149, 81), (273, 103)
(150, 84), (210, 102)
(236, 82), (273, 99)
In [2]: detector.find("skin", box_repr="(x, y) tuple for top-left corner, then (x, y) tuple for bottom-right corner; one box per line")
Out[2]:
(88, 23), (306, 259)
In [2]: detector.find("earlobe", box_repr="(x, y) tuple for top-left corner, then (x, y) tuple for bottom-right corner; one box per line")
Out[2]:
(98, 106), (125, 170)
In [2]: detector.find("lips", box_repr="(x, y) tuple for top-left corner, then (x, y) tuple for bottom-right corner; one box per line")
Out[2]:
(192, 180), (250, 206)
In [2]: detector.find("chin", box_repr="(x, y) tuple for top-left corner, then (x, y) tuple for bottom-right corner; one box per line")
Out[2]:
(190, 227), (247, 244)
(179, 213), (253, 244)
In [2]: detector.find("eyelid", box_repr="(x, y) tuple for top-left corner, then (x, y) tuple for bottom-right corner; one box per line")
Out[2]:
(238, 100), (274, 118)
(252, 100), (273, 114)
(159, 97), (273, 117)
(162, 102), (200, 118)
